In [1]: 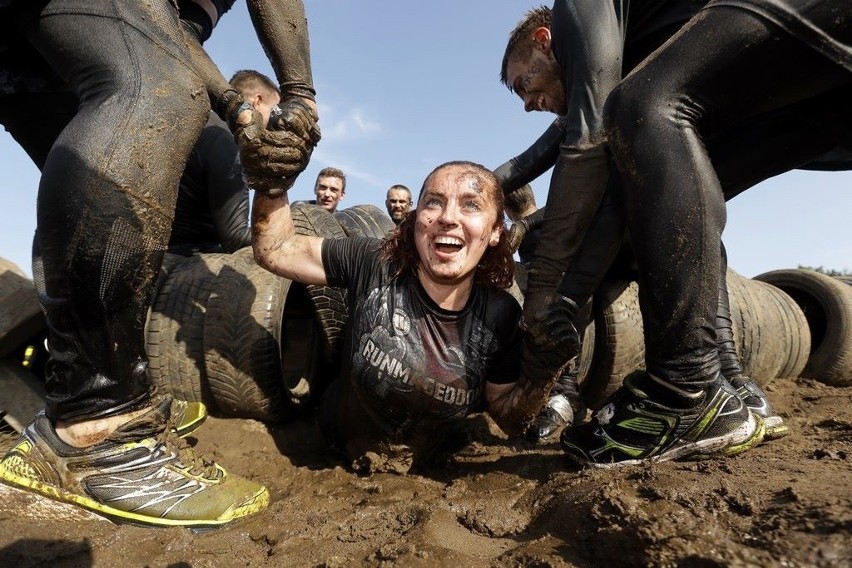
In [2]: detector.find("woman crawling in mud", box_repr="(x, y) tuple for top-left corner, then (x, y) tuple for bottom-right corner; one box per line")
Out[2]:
(252, 160), (575, 473)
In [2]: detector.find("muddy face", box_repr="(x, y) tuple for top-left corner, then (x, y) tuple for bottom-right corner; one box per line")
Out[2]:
(506, 30), (566, 115)
(414, 165), (501, 288)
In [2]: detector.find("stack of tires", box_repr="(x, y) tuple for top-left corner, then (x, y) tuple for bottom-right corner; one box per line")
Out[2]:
(576, 268), (852, 410)
(145, 203), (395, 422)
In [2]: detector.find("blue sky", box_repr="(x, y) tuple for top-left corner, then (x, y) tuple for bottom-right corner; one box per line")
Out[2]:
(1, 0), (850, 278)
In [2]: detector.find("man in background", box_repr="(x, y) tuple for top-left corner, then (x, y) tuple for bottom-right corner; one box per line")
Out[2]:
(385, 184), (412, 225)
(170, 69), (282, 255)
(313, 167), (346, 212)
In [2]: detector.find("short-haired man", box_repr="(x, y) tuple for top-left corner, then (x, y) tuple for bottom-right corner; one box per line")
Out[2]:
(499, 1), (849, 468)
(314, 167), (346, 212)
(385, 184), (412, 225)
(229, 69), (281, 128)
(170, 69), (281, 255)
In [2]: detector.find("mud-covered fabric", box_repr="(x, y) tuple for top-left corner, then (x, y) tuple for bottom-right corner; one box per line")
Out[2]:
(176, 0), (235, 43)
(0, 0), (210, 422)
(710, 0), (851, 71)
(170, 112), (251, 254)
(604, 3), (851, 385)
(319, 237), (521, 450)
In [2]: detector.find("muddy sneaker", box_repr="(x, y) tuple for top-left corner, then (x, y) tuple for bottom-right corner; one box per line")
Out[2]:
(560, 372), (765, 469)
(526, 393), (574, 443)
(728, 375), (789, 440)
(0, 398), (268, 529)
(169, 398), (207, 438)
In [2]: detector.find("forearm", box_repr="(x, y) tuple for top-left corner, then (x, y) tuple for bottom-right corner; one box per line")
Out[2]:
(486, 381), (555, 436)
(251, 192), (326, 284)
(494, 118), (564, 194)
(246, 0), (315, 101)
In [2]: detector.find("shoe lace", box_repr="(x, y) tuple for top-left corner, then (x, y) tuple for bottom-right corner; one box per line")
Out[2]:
(108, 400), (219, 479)
(161, 429), (220, 479)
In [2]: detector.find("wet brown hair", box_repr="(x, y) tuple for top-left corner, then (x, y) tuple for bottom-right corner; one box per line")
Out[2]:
(504, 183), (537, 222)
(500, 5), (552, 90)
(380, 161), (515, 289)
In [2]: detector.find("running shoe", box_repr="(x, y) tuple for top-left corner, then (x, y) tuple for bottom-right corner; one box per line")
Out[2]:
(0, 398), (268, 529)
(728, 375), (789, 440)
(169, 398), (207, 438)
(560, 371), (765, 468)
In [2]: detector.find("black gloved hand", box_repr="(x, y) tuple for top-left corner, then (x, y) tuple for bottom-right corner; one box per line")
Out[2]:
(216, 90), (319, 196)
(521, 294), (581, 358)
(216, 88), (252, 132)
(507, 218), (529, 254)
(236, 112), (310, 196)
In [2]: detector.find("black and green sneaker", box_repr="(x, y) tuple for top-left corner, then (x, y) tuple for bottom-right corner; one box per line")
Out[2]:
(728, 375), (789, 440)
(560, 372), (765, 468)
(0, 398), (267, 529)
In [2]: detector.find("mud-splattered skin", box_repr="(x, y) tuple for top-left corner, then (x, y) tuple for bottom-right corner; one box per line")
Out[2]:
(413, 166), (502, 306)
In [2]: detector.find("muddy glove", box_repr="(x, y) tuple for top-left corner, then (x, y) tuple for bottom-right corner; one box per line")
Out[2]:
(268, 96), (321, 147)
(522, 294), (581, 360)
(507, 208), (546, 253)
(217, 90), (316, 196)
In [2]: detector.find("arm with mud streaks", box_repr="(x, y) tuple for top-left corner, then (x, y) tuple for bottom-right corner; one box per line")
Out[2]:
(252, 192), (327, 285)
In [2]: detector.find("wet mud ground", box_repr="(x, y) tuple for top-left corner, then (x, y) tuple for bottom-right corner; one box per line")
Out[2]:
(0, 376), (849, 567)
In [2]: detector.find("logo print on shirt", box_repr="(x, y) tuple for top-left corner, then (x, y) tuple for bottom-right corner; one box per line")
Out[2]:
(392, 310), (411, 335)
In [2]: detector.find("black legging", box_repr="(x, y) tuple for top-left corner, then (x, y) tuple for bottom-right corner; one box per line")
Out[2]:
(6, 0), (209, 422)
(604, 5), (851, 387)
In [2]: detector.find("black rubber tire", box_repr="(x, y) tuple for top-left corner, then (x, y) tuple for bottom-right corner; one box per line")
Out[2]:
(751, 279), (810, 381)
(0, 257), (43, 359)
(278, 282), (326, 406)
(334, 204), (396, 238)
(754, 268), (852, 386)
(726, 269), (763, 382)
(204, 254), (292, 421)
(581, 280), (645, 411)
(145, 253), (230, 408)
(290, 203), (349, 369)
(727, 270), (785, 385)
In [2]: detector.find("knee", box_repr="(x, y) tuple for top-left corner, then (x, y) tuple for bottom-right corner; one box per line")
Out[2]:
(603, 76), (657, 151)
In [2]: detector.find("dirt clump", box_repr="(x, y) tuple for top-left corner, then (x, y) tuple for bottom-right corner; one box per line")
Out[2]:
(0, 376), (849, 567)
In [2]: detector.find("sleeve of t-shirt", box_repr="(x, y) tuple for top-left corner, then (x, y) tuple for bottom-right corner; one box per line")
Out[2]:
(321, 237), (384, 296)
(485, 292), (523, 385)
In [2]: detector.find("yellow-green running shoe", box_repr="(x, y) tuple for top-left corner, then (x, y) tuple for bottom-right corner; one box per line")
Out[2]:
(561, 371), (765, 468)
(168, 398), (207, 438)
(0, 398), (267, 529)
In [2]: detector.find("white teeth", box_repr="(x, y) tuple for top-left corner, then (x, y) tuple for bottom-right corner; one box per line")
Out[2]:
(435, 236), (463, 246)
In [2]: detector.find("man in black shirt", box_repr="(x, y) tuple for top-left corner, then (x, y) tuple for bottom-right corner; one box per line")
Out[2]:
(170, 70), (282, 255)
(499, 0), (850, 467)
(0, 0), (319, 526)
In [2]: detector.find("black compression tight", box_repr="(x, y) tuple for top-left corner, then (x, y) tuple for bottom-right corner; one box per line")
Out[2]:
(11, 0), (209, 422)
(604, 5), (851, 387)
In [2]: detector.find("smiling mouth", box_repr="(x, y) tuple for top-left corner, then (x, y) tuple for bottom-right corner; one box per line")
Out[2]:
(434, 236), (464, 253)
